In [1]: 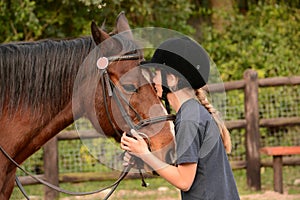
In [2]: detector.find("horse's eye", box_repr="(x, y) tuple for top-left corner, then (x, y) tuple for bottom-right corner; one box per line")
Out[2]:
(122, 84), (138, 93)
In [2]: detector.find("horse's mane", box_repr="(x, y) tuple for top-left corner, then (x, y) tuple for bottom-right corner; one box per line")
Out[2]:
(0, 37), (95, 116)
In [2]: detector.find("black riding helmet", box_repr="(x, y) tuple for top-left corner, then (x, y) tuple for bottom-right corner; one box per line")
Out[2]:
(141, 37), (210, 113)
(146, 37), (210, 90)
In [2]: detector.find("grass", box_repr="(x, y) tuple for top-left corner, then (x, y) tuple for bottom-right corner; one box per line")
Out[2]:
(11, 166), (300, 199)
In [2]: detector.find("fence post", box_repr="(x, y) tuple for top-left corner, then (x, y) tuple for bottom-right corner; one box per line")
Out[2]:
(43, 136), (59, 200)
(244, 69), (261, 190)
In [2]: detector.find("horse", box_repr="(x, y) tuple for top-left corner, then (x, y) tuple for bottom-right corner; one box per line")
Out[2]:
(0, 13), (175, 199)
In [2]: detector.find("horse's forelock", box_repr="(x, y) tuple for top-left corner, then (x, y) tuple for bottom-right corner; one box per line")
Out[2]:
(98, 34), (140, 58)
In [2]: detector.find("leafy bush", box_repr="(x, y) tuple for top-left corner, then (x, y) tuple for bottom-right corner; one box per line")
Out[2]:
(0, 0), (194, 42)
(199, 3), (300, 80)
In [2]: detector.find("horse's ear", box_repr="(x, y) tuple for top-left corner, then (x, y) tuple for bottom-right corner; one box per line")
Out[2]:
(115, 11), (133, 40)
(91, 21), (110, 45)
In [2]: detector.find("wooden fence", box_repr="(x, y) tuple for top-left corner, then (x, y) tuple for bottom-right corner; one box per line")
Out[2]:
(18, 69), (300, 199)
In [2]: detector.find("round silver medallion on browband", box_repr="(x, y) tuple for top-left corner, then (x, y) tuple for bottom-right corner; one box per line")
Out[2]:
(97, 53), (141, 69)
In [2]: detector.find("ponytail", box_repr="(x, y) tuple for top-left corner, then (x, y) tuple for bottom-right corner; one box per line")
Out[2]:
(195, 88), (232, 153)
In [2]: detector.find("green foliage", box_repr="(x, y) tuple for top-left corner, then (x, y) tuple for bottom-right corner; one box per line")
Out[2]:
(0, 0), (194, 42)
(200, 3), (300, 80)
(0, 0), (42, 41)
(1, 1), (299, 79)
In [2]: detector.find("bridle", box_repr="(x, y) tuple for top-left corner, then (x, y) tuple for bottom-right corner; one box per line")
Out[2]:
(0, 51), (175, 200)
(98, 52), (175, 138)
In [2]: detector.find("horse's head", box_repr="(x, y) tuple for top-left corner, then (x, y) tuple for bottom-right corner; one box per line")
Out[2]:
(78, 13), (175, 169)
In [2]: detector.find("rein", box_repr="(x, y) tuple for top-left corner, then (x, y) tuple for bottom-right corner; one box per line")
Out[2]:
(1, 52), (175, 200)
(0, 145), (132, 200)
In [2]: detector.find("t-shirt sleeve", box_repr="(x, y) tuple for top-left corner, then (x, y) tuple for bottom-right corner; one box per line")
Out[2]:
(175, 120), (205, 165)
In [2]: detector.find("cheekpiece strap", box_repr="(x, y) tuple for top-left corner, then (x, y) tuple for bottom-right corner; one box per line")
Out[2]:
(97, 57), (113, 96)
(161, 70), (171, 114)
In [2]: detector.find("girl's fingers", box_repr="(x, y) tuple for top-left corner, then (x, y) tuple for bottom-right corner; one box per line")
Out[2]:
(121, 131), (149, 154)
(130, 129), (144, 141)
(121, 143), (130, 151)
(121, 132), (135, 146)
(122, 132), (138, 142)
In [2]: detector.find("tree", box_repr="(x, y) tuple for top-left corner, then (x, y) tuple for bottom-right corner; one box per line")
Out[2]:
(198, 1), (300, 80)
(1, 0), (299, 78)
(209, 0), (234, 31)
(0, 0), (194, 42)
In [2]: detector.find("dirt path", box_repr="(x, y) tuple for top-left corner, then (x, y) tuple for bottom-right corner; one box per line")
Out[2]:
(57, 189), (300, 200)
(240, 191), (300, 200)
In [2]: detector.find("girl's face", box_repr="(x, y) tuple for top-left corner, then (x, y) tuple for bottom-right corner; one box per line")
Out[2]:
(152, 69), (163, 98)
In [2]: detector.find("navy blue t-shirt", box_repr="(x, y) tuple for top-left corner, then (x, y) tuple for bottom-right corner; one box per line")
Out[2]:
(175, 99), (240, 200)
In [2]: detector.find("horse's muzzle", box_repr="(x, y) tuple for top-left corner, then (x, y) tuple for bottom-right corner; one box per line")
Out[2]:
(165, 148), (176, 166)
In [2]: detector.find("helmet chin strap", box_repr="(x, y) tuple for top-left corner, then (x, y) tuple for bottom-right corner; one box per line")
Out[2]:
(161, 70), (172, 114)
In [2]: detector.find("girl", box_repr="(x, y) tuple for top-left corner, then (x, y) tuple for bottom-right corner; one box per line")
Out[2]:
(121, 37), (240, 200)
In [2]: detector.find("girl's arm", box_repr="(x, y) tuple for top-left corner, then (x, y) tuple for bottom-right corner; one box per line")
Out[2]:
(121, 130), (197, 191)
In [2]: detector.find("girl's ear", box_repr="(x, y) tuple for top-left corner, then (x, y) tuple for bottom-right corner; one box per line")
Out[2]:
(167, 74), (178, 89)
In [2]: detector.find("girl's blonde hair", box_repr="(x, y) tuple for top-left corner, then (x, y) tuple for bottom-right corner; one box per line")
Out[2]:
(195, 88), (232, 153)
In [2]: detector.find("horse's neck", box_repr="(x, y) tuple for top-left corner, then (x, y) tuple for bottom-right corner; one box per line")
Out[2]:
(1, 36), (95, 119)
(0, 37), (96, 164)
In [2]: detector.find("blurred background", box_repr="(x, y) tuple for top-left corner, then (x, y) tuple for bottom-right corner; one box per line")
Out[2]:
(1, 0), (299, 80)
(1, 0), (299, 199)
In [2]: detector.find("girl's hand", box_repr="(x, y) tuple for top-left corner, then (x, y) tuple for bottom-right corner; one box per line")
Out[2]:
(120, 129), (150, 156)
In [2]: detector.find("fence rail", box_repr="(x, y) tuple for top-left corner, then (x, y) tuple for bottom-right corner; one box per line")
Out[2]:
(16, 69), (300, 199)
